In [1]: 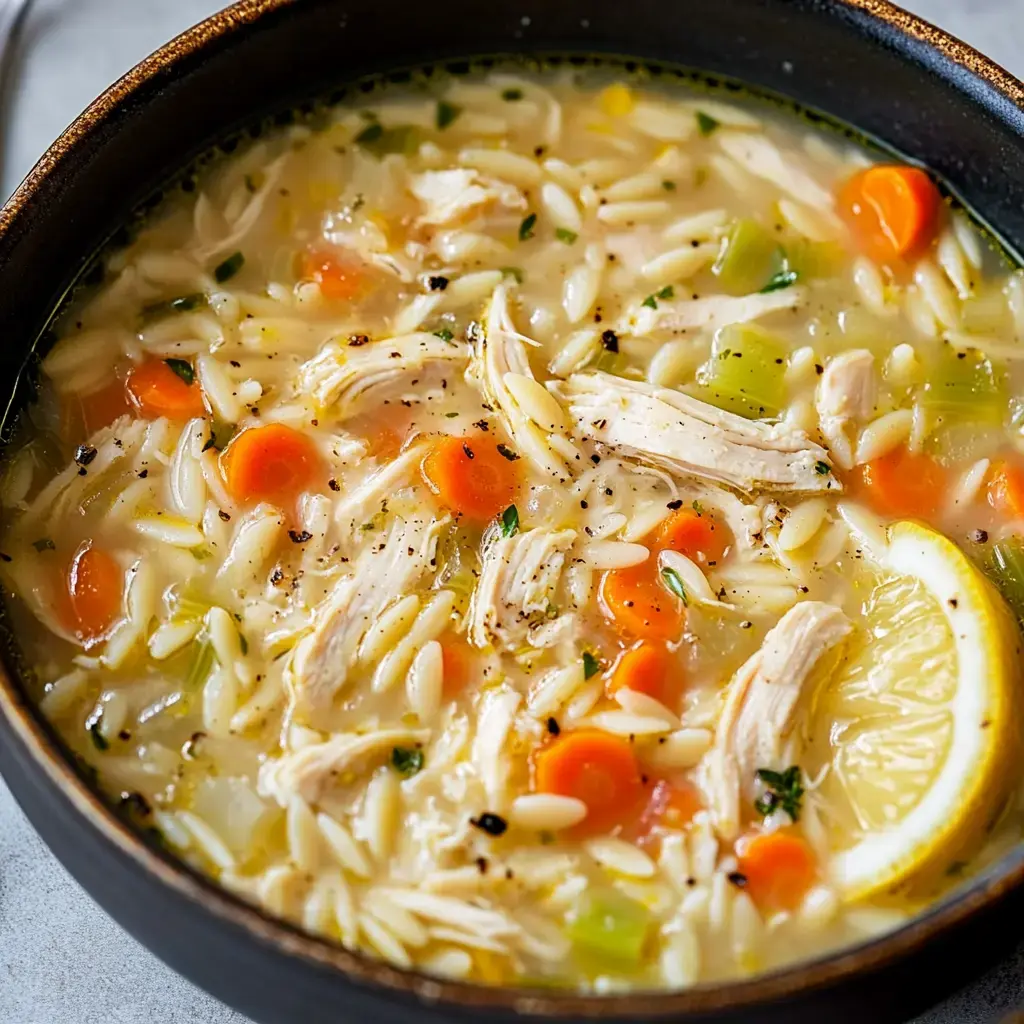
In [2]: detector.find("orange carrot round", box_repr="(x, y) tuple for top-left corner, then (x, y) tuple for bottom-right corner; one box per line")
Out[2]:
(440, 635), (475, 697)
(126, 359), (206, 421)
(534, 729), (644, 835)
(736, 831), (818, 912)
(633, 779), (703, 848)
(302, 249), (369, 302)
(987, 460), (1024, 520)
(420, 435), (520, 522)
(222, 423), (322, 505)
(606, 641), (680, 705)
(652, 507), (730, 566)
(600, 563), (685, 641)
(65, 543), (123, 646)
(855, 446), (946, 519)
(838, 164), (942, 265)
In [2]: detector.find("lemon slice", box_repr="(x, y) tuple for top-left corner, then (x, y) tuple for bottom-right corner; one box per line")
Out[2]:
(804, 521), (1021, 901)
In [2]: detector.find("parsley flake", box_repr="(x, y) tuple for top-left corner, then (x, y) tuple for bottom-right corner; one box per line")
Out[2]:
(582, 651), (602, 679)
(501, 504), (519, 538)
(555, 227), (578, 244)
(436, 101), (462, 130)
(754, 765), (804, 822)
(392, 746), (424, 777)
(760, 268), (799, 293)
(519, 213), (537, 241)
(660, 566), (688, 605)
(164, 358), (195, 386)
(814, 461), (831, 476)
(213, 251), (245, 283)
(696, 111), (721, 136)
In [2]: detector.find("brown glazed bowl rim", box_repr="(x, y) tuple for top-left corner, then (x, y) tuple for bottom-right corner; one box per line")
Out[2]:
(2, 0), (1024, 1018)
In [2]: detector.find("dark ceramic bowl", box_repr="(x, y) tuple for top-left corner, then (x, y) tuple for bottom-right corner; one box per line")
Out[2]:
(2, 2), (1024, 1022)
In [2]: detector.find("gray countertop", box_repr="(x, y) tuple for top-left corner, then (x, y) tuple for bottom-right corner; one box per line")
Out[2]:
(2, 1), (1024, 1021)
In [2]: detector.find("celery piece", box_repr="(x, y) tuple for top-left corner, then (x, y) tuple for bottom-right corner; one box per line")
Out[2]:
(961, 285), (1011, 336)
(987, 537), (1024, 626)
(785, 239), (845, 281)
(595, 350), (629, 376)
(356, 123), (420, 158)
(185, 636), (217, 690)
(694, 323), (788, 419)
(713, 219), (782, 296)
(920, 347), (1006, 431)
(566, 889), (652, 964)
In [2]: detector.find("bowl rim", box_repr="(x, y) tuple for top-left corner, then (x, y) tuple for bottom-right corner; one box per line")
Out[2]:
(2, 0), (1024, 1016)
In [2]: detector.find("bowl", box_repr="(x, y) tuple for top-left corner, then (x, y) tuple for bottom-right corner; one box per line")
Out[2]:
(2, 2), (1024, 1021)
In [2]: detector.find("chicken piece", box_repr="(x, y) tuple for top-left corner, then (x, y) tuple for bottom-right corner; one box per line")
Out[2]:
(285, 515), (447, 720)
(618, 287), (807, 339)
(816, 350), (877, 470)
(702, 601), (852, 839)
(466, 526), (577, 649)
(258, 727), (430, 807)
(295, 332), (467, 414)
(334, 443), (426, 536)
(466, 284), (579, 479)
(717, 131), (836, 213)
(557, 371), (840, 494)
(409, 168), (526, 227)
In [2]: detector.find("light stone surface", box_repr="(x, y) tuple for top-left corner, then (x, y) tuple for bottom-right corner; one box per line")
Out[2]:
(2, 0), (1024, 1020)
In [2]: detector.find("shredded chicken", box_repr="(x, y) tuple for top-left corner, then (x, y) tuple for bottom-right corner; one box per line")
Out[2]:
(816, 350), (877, 469)
(285, 515), (447, 720)
(702, 601), (852, 838)
(717, 131), (836, 212)
(333, 443), (426, 536)
(258, 727), (430, 806)
(409, 169), (526, 227)
(557, 371), (840, 494)
(467, 527), (576, 649)
(466, 284), (579, 479)
(295, 332), (467, 414)
(619, 287), (807, 338)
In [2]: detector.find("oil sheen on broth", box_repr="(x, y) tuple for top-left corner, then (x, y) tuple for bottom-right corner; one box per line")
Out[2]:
(4, 69), (1024, 991)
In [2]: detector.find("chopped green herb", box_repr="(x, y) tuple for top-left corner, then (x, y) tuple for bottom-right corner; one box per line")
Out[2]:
(582, 651), (602, 679)
(501, 504), (520, 538)
(238, 632), (249, 656)
(662, 179), (677, 191)
(444, 411), (459, 418)
(355, 121), (384, 145)
(696, 111), (721, 136)
(164, 358), (195, 386)
(142, 293), (206, 321)
(355, 122), (420, 157)
(555, 227), (579, 244)
(436, 101), (462, 130)
(391, 746), (424, 777)
(754, 765), (804, 822)
(244, 173), (259, 193)
(760, 268), (800, 293)
(519, 213), (537, 241)
(214, 251), (245, 283)
(496, 443), (520, 462)
(31, 538), (55, 553)
(641, 285), (674, 310)
(433, 328), (455, 342)
(660, 566), (688, 605)
(814, 460), (831, 476)
(692, 500), (704, 514)
(501, 88), (524, 101)
(500, 266), (525, 284)
(87, 718), (109, 752)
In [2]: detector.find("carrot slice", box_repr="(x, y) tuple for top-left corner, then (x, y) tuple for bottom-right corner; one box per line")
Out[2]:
(534, 729), (644, 835)
(987, 460), (1024, 520)
(606, 641), (680, 705)
(855, 446), (947, 519)
(126, 359), (206, 421)
(440, 635), (475, 697)
(301, 249), (369, 302)
(632, 779), (703, 849)
(600, 562), (685, 641)
(64, 543), (123, 647)
(221, 423), (322, 505)
(736, 831), (817, 912)
(838, 165), (942, 265)
(421, 435), (520, 522)
(652, 506), (731, 567)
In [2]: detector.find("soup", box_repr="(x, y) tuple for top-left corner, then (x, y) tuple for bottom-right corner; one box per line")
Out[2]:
(3, 68), (1024, 991)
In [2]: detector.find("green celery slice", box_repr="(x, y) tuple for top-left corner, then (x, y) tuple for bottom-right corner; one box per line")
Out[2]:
(785, 239), (845, 281)
(987, 537), (1024, 627)
(961, 285), (1011, 336)
(919, 347), (1006, 431)
(694, 324), (788, 419)
(713, 219), (782, 295)
(566, 889), (652, 965)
